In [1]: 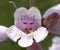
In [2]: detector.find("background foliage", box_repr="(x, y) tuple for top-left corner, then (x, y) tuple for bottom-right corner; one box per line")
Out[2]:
(0, 0), (60, 50)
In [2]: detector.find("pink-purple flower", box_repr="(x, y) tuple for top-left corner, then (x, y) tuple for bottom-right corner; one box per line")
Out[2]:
(0, 3), (60, 50)
(7, 7), (48, 47)
(43, 4), (60, 34)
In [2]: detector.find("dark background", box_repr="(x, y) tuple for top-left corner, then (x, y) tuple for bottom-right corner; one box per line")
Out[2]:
(0, 0), (60, 50)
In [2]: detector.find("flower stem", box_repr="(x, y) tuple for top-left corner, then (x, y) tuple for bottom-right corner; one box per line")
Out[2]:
(29, 0), (35, 7)
(27, 41), (42, 50)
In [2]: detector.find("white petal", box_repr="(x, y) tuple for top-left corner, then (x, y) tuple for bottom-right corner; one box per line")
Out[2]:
(18, 35), (33, 47)
(14, 7), (27, 24)
(7, 25), (21, 42)
(49, 44), (60, 50)
(49, 45), (55, 50)
(55, 47), (60, 50)
(28, 7), (41, 26)
(49, 36), (60, 50)
(0, 25), (8, 42)
(43, 4), (60, 18)
(52, 36), (60, 44)
(33, 27), (48, 43)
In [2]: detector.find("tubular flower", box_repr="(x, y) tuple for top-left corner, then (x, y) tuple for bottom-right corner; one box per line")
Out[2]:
(49, 36), (60, 50)
(7, 7), (48, 47)
(0, 25), (8, 42)
(43, 4), (60, 34)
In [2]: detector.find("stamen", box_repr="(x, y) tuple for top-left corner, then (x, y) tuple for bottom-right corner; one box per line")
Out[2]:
(24, 28), (34, 34)
(9, 1), (17, 9)
(29, 30), (34, 33)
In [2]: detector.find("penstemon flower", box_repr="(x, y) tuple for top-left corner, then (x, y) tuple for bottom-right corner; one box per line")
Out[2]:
(1, 1), (60, 50)
(7, 7), (48, 47)
(43, 4), (60, 34)
(0, 25), (8, 42)
(49, 36), (60, 50)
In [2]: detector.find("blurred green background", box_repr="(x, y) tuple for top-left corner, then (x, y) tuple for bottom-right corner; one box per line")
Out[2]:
(0, 0), (60, 50)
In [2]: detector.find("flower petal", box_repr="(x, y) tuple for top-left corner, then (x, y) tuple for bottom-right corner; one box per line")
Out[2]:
(43, 4), (60, 18)
(0, 25), (8, 42)
(7, 25), (21, 42)
(49, 36), (60, 50)
(33, 27), (48, 43)
(43, 4), (60, 34)
(55, 47), (60, 50)
(18, 35), (33, 47)
(14, 7), (27, 24)
(52, 36), (60, 44)
(28, 7), (41, 26)
(49, 45), (60, 50)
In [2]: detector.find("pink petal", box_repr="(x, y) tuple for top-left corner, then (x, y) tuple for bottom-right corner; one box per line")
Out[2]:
(14, 7), (27, 24)
(28, 7), (41, 26)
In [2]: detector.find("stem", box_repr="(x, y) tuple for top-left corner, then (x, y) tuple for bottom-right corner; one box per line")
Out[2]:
(9, 1), (17, 9)
(29, 0), (35, 7)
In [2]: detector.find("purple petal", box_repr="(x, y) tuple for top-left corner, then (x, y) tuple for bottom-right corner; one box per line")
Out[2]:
(0, 26), (8, 42)
(16, 17), (40, 33)
(43, 4), (60, 34)
(15, 7), (41, 33)
(28, 7), (41, 26)
(14, 7), (27, 24)
(27, 41), (42, 50)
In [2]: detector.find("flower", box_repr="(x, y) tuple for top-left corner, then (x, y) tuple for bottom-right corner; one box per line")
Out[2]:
(7, 7), (48, 47)
(43, 4), (60, 34)
(49, 36), (60, 50)
(0, 25), (8, 42)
